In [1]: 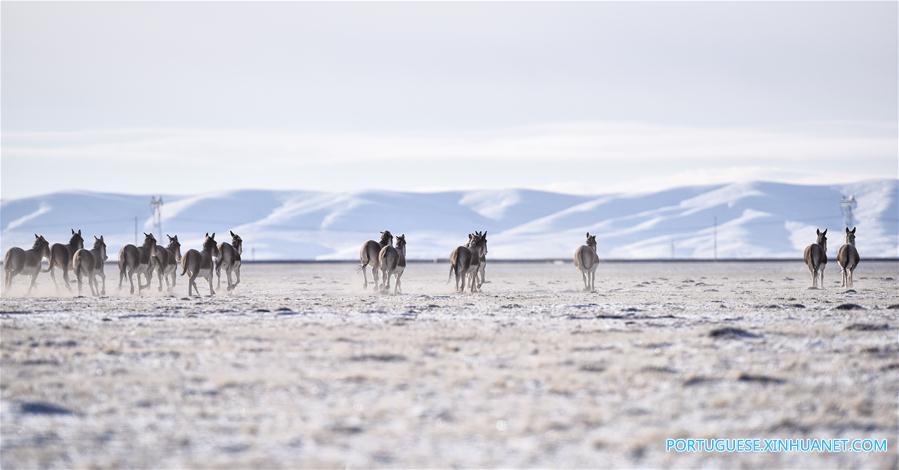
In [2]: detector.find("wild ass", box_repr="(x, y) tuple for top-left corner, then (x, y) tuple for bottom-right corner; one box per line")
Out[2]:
(72, 236), (108, 296)
(359, 231), (393, 290)
(152, 235), (182, 292)
(574, 232), (600, 292)
(118, 233), (157, 294)
(216, 231), (242, 291)
(3, 234), (51, 295)
(46, 229), (84, 292)
(448, 232), (486, 293)
(837, 227), (860, 288)
(181, 233), (220, 296)
(803, 228), (828, 289)
(378, 234), (406, 294)
(475, 231), (488, 289)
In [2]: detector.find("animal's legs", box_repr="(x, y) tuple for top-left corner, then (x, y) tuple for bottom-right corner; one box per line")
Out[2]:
(75, 267), (84, 295)
(395, 272), (402, 294)
(99, 271), (106, 296)
(362, 264), (369, 289)
(234, 265), (240, 288)
(371, 266), (380, 292)
(216, 259), (222, 289)
(820, 265), (825, 289)
(207, 271), (215, 296)
(226, 266), (234, 291)
(128, 268), (135, 294)
(27, 271), (39, 296)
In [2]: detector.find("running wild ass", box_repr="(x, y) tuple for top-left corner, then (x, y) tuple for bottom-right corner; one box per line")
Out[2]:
(152, 235), (182, 292)
(360, 231), (393, 290)
(574, 232), (600, 292)
(3, 234), (51, 295)
(181, 233), (220, 296)
(46, 229), (84, 292)
(803, 228), (828, 288)
(448, 232), (486, 293)
(72, 236), (108, 296)
(837, 227), (860, 288)
(119, 233), (157, 294)
(378, 234), (406, 294)
(216, 231), (242, 291)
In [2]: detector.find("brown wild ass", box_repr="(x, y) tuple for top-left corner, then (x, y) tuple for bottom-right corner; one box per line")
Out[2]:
(803, 228), (828, 288)
(475, 231), (488, 289)
(216, 231), (242, 291)
(359, 231), (393, 291)
(378, 234), (406, 294)
(448, 232), (486, 293)
(3, 234), (51, 295)
(574, 232), (600, 292)
(118, 233), (157, 294)
(72, 236), (108, 296)
(46, 229), (84, 292)
(151, 235), (182, 292)
(837, 227), (860, 288)
(181, 233), (220, 296)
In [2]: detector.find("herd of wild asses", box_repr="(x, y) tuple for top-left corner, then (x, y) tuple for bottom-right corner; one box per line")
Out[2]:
(2, 226), (862, 296)
(2, 230), (243, 297)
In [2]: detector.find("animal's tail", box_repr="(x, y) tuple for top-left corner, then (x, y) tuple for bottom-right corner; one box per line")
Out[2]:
(3, 250), (11, 272)
(180, 257), (188, 276)
(447, 264), (454, 284)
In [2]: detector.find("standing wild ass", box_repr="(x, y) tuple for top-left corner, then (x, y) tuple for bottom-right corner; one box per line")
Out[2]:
(3, 234), (51, 295)
(72, 236), (108, 296)
(378, 234), (406, 294)
(181, 233), (220, 296)
(360, 231), (393, 290)
(216, 231), (242, 291)
(475, 231), (488, 289)
(837, 227), (860, 288)
(119, 233), (157, 294)
(448, 232), (486, 293)
(152, 235), (182, 292)
(803, 228), (828, 288)
(574, 232), (600, 292)
(46, 229), (84, 292)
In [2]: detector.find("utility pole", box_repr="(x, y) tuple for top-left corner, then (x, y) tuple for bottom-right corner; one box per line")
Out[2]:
(150, 196), (164, 240)
(840, 195), (857, 229)
(713, 216), (718, 261)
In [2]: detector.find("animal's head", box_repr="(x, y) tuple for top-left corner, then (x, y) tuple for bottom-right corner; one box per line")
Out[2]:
(586, 232), (597, 250)
(379, 230), (393, 246)
(845, 227), (856, 245)
(69, 228), (84, 250)
(143, 232), (157, 249)
(204, 232), (219, 257)
(395, 234), (406, 251)
(815, 228), (827, 248)
(93, 235), (108, 262)
(33, 234), (50, 256)
(468, 231), (487, 256)
(475, 230), (488, 255)
(167, 234), (182, 262)
(230, 230), (243, 255)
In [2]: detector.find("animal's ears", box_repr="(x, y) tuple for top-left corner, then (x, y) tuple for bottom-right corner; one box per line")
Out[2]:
(816, 229), (821, 235)
(205, 232), (209, 237)
(230, 230), (235, 237)
(35, 233), (39, 238)
(71, 228), (75, 234)
(851, 227), (856, 233)
(822, 229), (827, 235)
(95, 235), (99, 241)
(586, 232), (590, 238)
(77, 229), (81, 235)
(100, 235), (104, 241)
(210, 232), (215, 239)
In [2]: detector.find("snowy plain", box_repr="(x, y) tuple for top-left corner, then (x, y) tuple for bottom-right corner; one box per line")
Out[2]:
(1, 261), (897, 468)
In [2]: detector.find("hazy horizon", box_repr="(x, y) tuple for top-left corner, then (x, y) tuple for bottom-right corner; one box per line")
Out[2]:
(3, 2), (897, 199)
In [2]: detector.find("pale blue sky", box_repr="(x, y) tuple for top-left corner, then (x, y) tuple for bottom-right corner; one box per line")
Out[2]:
(2, 2), (896, 198)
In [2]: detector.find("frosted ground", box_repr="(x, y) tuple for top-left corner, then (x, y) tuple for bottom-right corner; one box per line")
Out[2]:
(1, 261), (898, 468)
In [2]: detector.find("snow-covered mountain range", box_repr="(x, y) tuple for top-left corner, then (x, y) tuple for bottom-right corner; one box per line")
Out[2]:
(2, 180), (896, 260)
